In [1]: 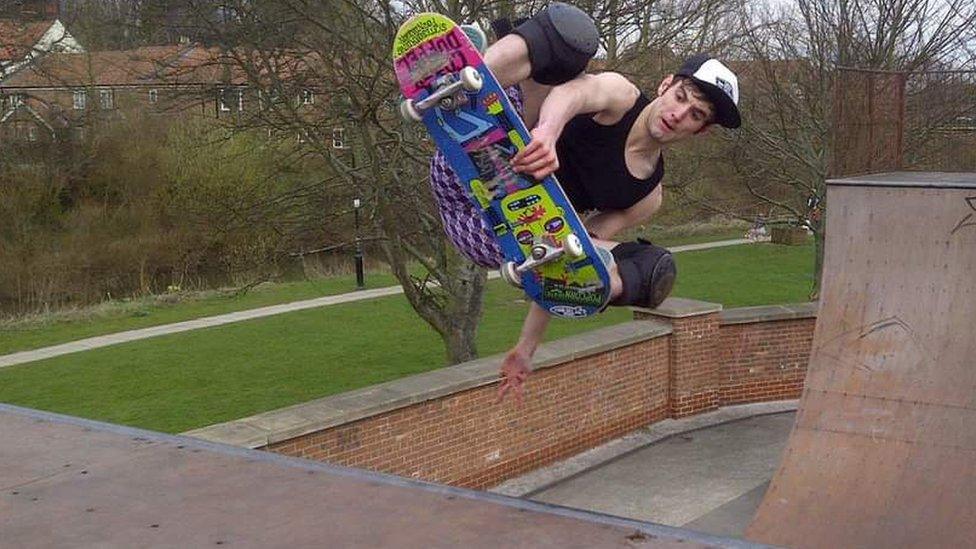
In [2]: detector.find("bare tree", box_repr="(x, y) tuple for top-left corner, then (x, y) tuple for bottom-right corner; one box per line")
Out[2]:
(674, 0), (976, 296)
(172, 0), (492, 364)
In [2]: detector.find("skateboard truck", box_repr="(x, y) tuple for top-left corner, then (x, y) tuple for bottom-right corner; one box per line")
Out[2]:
(500, 234), (585, 289)
(401, 67), (484, 122)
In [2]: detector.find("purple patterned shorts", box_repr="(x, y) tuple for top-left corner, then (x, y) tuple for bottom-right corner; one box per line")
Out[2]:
(428, 87), (524, 268)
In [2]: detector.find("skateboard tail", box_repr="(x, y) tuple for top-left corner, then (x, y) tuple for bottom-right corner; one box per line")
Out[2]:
(394, 23), (483, 98)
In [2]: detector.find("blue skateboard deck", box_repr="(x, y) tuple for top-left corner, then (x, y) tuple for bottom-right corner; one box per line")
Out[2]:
(393, 13), (611, 318)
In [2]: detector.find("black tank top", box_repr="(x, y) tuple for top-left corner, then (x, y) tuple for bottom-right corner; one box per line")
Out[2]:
(555, 93), (664, 212)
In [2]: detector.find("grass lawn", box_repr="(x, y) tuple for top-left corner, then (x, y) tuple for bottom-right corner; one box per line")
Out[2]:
(0, 230), (755, 355)
(0, 242), (814, 433)
(0, 273), (398, 355)
(673, 241), (817, 307)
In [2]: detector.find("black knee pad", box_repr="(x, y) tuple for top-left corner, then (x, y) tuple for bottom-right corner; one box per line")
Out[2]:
(513, 2), (599, 86)
(647, 252), (676, 308)
(610, 240), (676, 309)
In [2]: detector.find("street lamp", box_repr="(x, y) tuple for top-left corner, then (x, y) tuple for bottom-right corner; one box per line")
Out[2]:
(353, 198), (365, 289)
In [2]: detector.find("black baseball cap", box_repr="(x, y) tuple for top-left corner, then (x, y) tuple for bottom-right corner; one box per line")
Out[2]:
(675, 53), (741, 129)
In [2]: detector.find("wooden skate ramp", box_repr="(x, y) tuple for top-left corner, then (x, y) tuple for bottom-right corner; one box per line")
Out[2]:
(0, 403), (760, 548)
(747, 172), (976, 548)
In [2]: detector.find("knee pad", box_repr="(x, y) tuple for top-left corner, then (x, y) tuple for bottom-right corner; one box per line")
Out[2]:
(610, 240), (676, 309)
(513, 2), (599, 86)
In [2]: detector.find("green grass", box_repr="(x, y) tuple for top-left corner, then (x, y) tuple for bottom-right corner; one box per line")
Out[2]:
(0, 280), (631, 433)
(0, 232), (749, 355)
(0, 273), (398, 355)
(673, 242), (817, 307)
(0, 242), (814, 433)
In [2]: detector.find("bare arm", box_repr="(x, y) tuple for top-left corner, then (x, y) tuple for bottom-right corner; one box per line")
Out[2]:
(497, 303), (551, 404)
(586, 185), (664, 239)
(512, 73), (640, 180)
(535, 72), (639, 137)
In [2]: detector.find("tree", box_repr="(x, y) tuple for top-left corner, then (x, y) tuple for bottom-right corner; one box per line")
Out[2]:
(675, 0), (976, 296)
(173, 0), (488, 363)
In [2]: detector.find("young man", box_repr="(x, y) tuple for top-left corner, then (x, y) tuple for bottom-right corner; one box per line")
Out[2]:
(429, 3), (743, 403)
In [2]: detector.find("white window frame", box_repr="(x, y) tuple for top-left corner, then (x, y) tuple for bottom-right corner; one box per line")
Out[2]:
(332, 127), (348, 149)
(99, 89), (114, 110)
(301, 89), (314, 105)
(73, 91), (86, 110)
(148, 89), (158, 103)
(27, 125), (38, 142)
(238, 89), (245, 111)
(219, 88), (231, 112)
(12, 93), (25, 108)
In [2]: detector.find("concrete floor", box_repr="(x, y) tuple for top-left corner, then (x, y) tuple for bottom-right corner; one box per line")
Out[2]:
(497, 408), (796, 540)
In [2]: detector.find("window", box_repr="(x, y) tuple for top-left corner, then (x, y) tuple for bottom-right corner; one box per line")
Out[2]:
(99, 89), (114, 109)
(219, 88), (231, 112)
(73, 91), (86, 110)
(301, 89), (314, 105)
(11, 93), (25, 108)
(238, 89), (245, 111)
(148, 89), (158, 103)
(27, 126), (38, 142)
(332, 128), (347, 149)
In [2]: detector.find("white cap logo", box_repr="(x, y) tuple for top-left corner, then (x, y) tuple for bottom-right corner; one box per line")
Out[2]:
(695, 58), (739, 105)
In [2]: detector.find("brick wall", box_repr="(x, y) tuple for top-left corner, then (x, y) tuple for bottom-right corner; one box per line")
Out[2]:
(189, 300), (817, 490)
(267, 338), (670, 490)
(718, 318), (814, 405)
(666, 314), (722, 417)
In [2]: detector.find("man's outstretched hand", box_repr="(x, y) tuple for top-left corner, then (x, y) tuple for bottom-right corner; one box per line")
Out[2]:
(496, 347), (532, 405)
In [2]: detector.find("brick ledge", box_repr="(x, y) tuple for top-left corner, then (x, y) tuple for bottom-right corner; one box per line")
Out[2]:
(184, 319), (672, 448)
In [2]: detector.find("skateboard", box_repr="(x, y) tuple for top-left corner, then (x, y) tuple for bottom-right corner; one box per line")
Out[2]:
(393, 13), (611, 318)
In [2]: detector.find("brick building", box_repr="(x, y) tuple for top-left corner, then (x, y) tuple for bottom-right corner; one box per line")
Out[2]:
(0, 43), (256, 142)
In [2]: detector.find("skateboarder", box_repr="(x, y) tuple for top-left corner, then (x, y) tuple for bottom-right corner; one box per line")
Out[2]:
(428, 3), (742, 403)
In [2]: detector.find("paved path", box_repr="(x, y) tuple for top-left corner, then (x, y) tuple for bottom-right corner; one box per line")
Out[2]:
(0, 238), (757, 369)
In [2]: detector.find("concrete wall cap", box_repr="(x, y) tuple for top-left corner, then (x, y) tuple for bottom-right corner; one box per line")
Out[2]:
(719, 303), (817, 325)
(634, 297), (723, 318)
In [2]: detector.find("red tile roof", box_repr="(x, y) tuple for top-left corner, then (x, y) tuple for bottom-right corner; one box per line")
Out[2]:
(1, 45), (247, 87)
(0, 19), (54, 61)
(2, 44), (321, 89)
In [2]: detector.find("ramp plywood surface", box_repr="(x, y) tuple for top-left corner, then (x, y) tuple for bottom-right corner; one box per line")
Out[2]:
(747, 172), (976, 548)
(0, 404), (759, 549)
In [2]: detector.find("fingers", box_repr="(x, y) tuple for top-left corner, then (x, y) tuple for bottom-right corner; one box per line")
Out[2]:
(512, 380), (524, 406)
(495, 381), (509, 404)
(495, 374), (528, 405)
(512, 141), (558, 179)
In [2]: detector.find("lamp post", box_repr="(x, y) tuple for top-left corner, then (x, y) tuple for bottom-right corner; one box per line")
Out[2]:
(353, 198), (365, 289)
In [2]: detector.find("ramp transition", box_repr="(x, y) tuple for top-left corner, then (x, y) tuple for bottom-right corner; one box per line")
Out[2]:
(747, 172), (976, 547)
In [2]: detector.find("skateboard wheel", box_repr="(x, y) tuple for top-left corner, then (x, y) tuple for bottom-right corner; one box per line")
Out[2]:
(400, 99), (423, 122)
(531, 245), (548, 260)
(501, 262), (523, 288)
(564, 234), (584, 258)
(459, 66), (483, 92)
